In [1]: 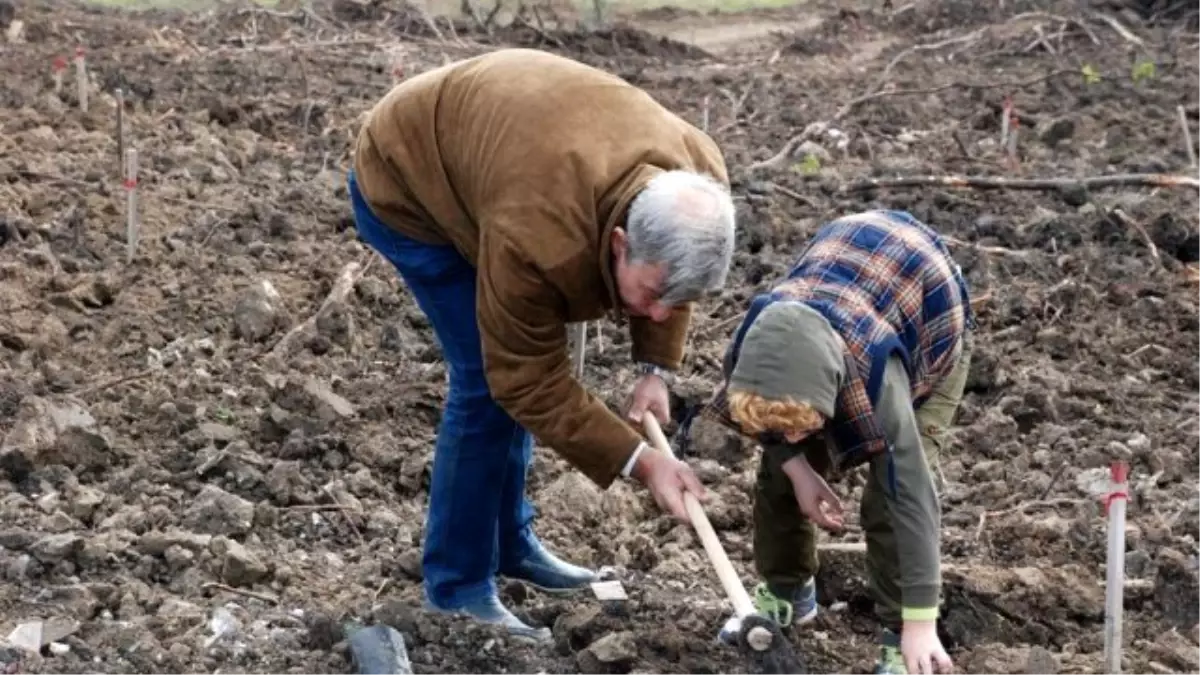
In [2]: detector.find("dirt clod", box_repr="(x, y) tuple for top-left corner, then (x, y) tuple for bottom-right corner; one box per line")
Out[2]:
(578, 631), (638, 673)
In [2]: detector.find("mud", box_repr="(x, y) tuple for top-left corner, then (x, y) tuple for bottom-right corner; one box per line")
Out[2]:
(0, 0), (1198, 672)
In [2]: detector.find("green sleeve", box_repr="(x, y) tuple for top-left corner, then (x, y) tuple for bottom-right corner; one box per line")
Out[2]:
(868, 354), (942, 616)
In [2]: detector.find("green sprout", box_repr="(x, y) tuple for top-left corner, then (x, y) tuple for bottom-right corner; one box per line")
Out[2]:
(1081, 64), (1101, 85)
(793, 154), (822, 176)
(1131, 60), (1156, 83)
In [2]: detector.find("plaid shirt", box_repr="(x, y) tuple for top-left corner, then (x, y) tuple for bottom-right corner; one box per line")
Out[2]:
(704, 210), (973, 474)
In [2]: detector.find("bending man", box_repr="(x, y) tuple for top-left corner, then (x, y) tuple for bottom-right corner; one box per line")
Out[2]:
(347, 48), (736, 639)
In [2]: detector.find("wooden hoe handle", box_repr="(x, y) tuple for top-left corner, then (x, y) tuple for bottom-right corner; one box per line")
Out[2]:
(643, 414), (756, 619)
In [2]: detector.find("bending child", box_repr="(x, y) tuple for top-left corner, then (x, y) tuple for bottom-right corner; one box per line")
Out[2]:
(710, 209), (975, 674)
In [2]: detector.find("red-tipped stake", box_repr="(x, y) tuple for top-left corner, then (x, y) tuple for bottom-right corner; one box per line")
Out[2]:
(52, 55), (67, 95)
(1000, 95), (1013, 148)
(115, 88), (125, 178)
(1005, 115), (1020, 172)
(1103, 460), (1130, 674)
(74, 46), (87, 113)
(124, 148), (139, 264)
(390, 49), (405, 85)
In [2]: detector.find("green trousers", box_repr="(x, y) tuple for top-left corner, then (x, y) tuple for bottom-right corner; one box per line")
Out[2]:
(752, 339), (972, 629)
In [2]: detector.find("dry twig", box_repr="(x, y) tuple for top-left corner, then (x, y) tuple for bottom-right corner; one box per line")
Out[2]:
(323, 484), (365, 545)
(75, 368), (156, 397)
(267, 256), (374, 359)
(749, 71), (1076, 173)
(840, 172), (1200, 193)
(1178, 105), (1197, 169)
(974, 498), (1080, 540)
(202, 582), (280, 605)
(1091, 12), (1145, 47)
(1106, 208), (1160, 264)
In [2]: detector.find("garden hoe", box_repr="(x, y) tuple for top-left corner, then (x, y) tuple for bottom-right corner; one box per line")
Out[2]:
(643, 415), (805, 675)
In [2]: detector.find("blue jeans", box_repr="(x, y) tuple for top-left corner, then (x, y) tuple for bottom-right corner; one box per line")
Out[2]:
(347, 170), (538, 609)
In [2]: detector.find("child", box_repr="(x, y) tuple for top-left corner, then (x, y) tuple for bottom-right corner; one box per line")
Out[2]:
(710, 210), (975, 674)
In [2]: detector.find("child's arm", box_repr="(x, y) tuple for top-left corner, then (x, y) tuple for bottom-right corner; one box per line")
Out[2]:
(867, 354), (941, 620)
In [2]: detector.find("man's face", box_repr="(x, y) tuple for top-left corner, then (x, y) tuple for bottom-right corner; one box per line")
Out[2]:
(611, 228), (672, 322)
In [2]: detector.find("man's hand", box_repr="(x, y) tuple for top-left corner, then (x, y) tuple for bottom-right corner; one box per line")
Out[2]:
(630, 448), (706, 522)
(780, 455), (844, 530)
(901, 620), (953, 674)
(627, 373), (670, 425)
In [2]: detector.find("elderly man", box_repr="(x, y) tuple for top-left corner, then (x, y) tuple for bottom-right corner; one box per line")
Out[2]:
(347, 48), (736, 639)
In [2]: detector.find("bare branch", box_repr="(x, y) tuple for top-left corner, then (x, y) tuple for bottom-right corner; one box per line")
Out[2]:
(840, 172), (1200, 194)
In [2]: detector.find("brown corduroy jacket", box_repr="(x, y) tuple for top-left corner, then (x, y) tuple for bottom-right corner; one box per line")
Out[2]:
(352, 48), (729, 487)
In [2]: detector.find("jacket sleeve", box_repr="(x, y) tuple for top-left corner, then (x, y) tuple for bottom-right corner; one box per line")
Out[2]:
(476, 226), (645, 488)
(869, 354), (942, 617)
(627, 303), (693, 370)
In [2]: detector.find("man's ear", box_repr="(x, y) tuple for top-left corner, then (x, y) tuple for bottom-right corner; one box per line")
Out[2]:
(610, 227), (626, 256)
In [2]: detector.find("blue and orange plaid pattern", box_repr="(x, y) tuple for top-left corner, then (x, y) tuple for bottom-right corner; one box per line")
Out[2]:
(705, 209), (973, 474)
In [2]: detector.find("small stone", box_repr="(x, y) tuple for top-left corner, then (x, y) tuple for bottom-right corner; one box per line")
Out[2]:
(66, 485), (105, 523)
(538, 472), (603, 525)
(1038, 117), (1075, 148)
(137, 528), (213, 555)
(198, 422), (239, 444)
(1149, 625), (1200, 672)
(1025, 645), (1058, 674)
(163, 544), (195, 571)
(578, 631), (638, 673)
(302, 377), (355, 420)
(232, 279), (285, 342)
(29, 533), (83, 563)
(797, 140), (831, 162)
(0, 395), (110, 480)
(554, 605), (603, 651)
(182, 485), (255, 536)
(212, 537), (269, 586)
(396, 548), (422, 581)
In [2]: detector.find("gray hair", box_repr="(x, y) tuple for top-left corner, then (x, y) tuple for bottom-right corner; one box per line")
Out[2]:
(625, 170), (736, 306)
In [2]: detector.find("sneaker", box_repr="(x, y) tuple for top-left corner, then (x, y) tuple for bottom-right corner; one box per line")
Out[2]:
(500, 541), (597, 594)
(753, 579), (818, 627)
(873, 628), (907, 674)
(423, 592), (552, 642)
(717, 579), (818, 646)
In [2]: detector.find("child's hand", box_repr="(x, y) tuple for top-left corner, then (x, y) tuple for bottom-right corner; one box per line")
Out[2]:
(780, 455), (844, 530)
(901, 620), (953, 674)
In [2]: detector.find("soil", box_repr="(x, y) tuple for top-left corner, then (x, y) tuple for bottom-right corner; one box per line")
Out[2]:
(1, 0), (1198, 673)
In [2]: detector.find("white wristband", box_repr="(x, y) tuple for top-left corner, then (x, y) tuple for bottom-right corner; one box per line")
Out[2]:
(621, 441), (648, 479)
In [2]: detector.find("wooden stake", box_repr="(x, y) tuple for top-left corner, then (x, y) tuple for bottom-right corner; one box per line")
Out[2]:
(124, 148), (138, 264)
(1177, 105), (1196, 169)
(1000, 95), (1013, 148)
(1005, 115), (1020, 172)
(52, 55), (66, 95)
(115, 88), (125, 178)
(1103, 461), (1129, 674)
(74, 46), (87, 113)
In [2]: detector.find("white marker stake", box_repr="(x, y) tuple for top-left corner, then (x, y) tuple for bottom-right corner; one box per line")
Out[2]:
(1103, 461), (1129, 674)
(115, 88), (124, 177)
(125, 148), (139, 264)
(74, 46), (87, 113)
(1000, 96), (1012, 148)
(52, 55), (66, 94)
(391, 49), (405, 85)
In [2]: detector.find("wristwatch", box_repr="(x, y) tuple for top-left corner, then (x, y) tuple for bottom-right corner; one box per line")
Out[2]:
(635, 362), (675, 386)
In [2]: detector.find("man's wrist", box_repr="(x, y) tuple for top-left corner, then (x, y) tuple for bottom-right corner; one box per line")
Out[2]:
(635, 362), (675, 387)
(621, 441), (649, 479)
